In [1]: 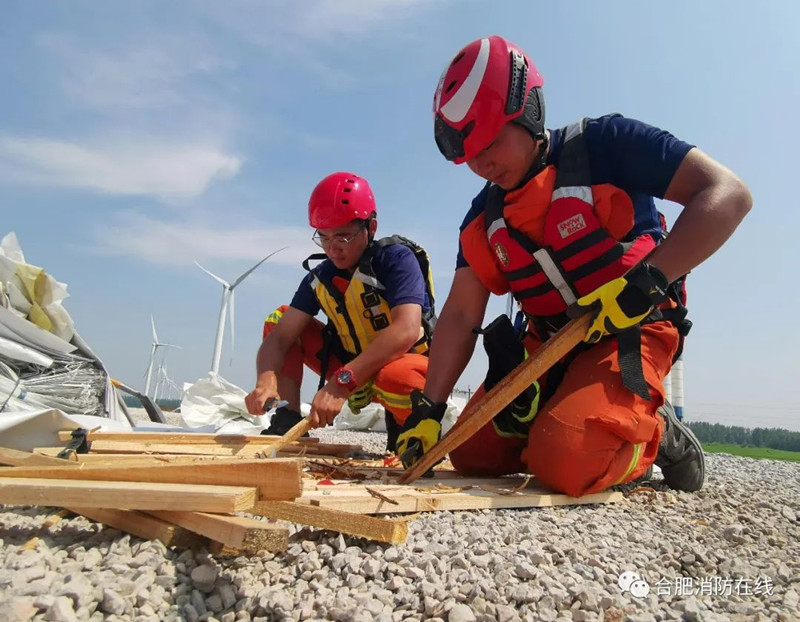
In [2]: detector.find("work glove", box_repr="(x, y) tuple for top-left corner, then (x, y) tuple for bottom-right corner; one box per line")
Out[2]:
(493, 381), (541, 439)
(396, 390), (446, 471)
(347, 383), (373, 414)
(575, 263), (669, 344)
(478, 314), (541, 439)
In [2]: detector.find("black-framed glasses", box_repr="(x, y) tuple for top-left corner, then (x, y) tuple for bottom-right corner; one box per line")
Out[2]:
(311, 223), (366, 248)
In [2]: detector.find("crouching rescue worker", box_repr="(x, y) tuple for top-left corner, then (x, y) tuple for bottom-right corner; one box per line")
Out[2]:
(245, 171), (436, 452)
(397, 35), (751, 494)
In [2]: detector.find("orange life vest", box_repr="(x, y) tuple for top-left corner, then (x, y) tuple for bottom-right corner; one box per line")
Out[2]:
(461, 118), (656, 337)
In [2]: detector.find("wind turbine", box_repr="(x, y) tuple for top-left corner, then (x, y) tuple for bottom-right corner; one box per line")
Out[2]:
(144, 315), (181, 398)
(154, 360), (181, 402)
(195, 247), (287, 376)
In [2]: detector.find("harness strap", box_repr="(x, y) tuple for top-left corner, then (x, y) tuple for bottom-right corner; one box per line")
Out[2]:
(617, 326), (651, 400)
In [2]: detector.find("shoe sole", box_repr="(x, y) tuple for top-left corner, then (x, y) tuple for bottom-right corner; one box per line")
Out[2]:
(657, 401), (705, 492)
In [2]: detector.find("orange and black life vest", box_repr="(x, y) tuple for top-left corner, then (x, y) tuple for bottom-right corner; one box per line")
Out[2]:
(483, 118), (656, 337)
(470, 118), (690, 398)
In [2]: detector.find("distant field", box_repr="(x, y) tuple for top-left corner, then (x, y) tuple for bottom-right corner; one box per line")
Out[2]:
(702, 442), (800, 462)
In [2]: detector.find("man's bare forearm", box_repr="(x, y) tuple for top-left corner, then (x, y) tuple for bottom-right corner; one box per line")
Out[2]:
(423, 302), (482, 403)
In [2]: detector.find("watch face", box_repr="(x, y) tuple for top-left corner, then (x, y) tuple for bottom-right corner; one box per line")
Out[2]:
(338, 370), (353, 384)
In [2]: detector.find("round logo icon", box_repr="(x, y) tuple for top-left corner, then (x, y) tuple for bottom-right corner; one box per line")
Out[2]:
(618, 571), (641, 592)
(618, 571), (650, 599)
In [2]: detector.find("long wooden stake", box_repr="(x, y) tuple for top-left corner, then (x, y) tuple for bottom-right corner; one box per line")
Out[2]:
(148, 511), (288, 552)
(0, 478), (256, 513)
(0, 447), (73, 467)
(67, 507), (205, 548)
(264, 418), (313, 458)
(398, 314), (591, 484)
(0, 459), (302, 501)
(252, 500), (408, 544)
(55, 431), (321, 445)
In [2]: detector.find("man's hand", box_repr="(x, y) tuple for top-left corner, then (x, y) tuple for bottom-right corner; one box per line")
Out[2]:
(309, 381), (349, 428)
(245, 373), (279, 415)
(575, 263), (669, 343)
(396, 390), (447, 470)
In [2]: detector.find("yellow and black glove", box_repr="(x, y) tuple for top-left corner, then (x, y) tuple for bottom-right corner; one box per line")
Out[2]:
(347, 383), (373, 414)
(493, 381), (541, 439)
(396, 390), (446, 472)
(575, 263), (669, 343)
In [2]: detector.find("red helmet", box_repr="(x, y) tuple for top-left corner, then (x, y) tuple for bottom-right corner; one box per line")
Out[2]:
(308, 172), (376, 229)
(433, 36), (545, 164)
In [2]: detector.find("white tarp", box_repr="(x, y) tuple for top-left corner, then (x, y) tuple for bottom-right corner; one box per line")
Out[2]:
(0, 232), (130, 424)
(0, 408), (132, 452)
(180, 372), (465, 435)
(180, 372), (267, 434)
(0, 232), (75, 342)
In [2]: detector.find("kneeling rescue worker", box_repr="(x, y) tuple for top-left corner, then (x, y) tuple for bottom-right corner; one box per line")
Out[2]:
(245, 171), (436, 452)
(396, 35), (752, 495)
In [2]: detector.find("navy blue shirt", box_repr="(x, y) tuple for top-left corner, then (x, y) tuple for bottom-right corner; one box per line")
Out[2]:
(456, 114), (694, 268)
(291, 242), (432, 317)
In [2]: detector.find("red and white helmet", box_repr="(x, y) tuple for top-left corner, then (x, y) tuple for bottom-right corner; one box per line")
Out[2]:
(433, 36), (545, 164)
(308, 172), (376, 229)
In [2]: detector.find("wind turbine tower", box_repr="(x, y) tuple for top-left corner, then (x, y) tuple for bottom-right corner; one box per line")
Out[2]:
(144, 315), (181, 398)
(195, 247), (287, 376)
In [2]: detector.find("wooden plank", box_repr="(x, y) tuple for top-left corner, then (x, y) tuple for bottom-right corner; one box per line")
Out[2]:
(252, 500), (408, 544)
(302, 485), (622, 514)
(40, 440), (360, 457)
(399, 314), (591, 484)
(67, 507), (206, 548)
(56, 430), (321, 445)
(148, 511), (288, 553)
(0, 446), (76, 467)
(31, 452), (267, 465)
(0, 448), (203, 545)
(0, 458), (302, 501)
(0, 478), (256, 513)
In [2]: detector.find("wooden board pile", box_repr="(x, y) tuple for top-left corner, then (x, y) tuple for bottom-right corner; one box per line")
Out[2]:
(0, 430), (623, 552)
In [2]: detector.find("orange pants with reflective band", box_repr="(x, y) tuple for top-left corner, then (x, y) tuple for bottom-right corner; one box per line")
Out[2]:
(263, 306), (428, 425)
(450, 321), (679, 497)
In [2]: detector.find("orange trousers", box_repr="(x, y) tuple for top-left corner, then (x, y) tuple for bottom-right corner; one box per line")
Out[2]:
(263, 306), (428, 424)
(449, 321), (679, 497)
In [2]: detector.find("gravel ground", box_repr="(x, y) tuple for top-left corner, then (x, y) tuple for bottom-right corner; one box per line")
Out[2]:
(1, 424), (799, 621)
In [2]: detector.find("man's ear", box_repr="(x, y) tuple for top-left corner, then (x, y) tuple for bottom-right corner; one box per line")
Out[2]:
(368, 218), (378, 237)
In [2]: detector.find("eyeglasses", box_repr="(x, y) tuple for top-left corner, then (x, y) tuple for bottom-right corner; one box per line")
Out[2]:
(311, 224), (366, 248)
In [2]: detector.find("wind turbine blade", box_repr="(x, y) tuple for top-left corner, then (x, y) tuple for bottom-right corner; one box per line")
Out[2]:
(194, 261), (230, 288)
(230, 246), (288, 289)
(151, 314), (159, 344)
(160, 343), (182, 349)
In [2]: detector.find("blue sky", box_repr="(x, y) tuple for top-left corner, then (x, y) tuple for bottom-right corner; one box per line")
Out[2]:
(2, 2), (798, 429)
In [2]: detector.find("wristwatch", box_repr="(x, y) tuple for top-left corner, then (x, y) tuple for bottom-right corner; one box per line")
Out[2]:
(334, 367), (358, 392)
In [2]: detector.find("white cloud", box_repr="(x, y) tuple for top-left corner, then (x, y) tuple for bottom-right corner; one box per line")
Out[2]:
(0, 136), (241, 199)
(88, 212), (318, 266)
(293, 0), (436, 38)
(199, 0), (440, 47)
(35, 32), (232, 111)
